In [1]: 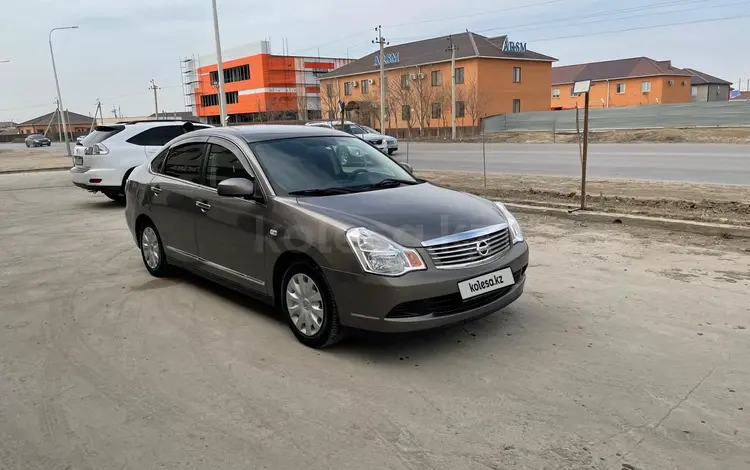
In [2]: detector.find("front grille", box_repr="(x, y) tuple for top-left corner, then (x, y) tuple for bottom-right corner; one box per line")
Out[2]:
(369, 139), (383, 145)
(387, 265), (526, 319)
(426, 227), (511, 268)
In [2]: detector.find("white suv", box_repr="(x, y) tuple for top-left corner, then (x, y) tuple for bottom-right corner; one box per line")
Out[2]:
(71, 120), (211, 202)
(305, 121), (388, 154)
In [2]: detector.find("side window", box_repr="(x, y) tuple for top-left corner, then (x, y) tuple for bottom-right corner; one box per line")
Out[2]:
(163, 143), (205, 183)
(205, 144), (253, 189)
(150, 147), (169, 173)
(126, 125), (186, 147)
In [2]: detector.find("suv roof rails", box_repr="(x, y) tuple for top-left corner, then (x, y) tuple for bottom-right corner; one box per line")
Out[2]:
(116, 119), (201, 125)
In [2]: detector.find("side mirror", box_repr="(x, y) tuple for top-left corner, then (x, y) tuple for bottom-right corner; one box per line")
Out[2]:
(217, 178), (255, 198)
(399, 162), (414, 174)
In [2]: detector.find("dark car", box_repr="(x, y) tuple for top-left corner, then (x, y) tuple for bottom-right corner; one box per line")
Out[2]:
(124, 125), (528, 348)
(25, 134), (51, 147)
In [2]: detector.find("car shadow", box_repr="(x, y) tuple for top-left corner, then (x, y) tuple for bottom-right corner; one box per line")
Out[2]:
(167, 267), (523, 360)
(74, 200), (125, 211)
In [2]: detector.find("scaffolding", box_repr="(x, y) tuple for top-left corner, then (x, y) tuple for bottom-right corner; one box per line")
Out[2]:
(180, 55), (200, 117)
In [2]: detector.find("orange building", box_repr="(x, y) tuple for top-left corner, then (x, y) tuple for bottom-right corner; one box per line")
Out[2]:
(189, 41), (352, 124)
(551, 57), (692, 110)
(318, 32), (556, 135)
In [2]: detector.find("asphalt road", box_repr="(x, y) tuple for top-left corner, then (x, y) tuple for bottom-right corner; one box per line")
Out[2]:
(1, 171), (748, 469)
(401, 142), (750, 185)
(2, 141), (748, 185)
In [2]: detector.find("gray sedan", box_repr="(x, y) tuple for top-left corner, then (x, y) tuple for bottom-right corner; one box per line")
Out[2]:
(25, 134), (51, 147)
(124, 125), (528, 348)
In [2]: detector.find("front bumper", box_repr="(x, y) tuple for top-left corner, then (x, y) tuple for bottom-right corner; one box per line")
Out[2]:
(323, 241), (529, 333)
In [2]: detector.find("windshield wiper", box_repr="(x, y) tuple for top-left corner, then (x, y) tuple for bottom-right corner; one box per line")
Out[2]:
(364, 178), (420, 189)
(288, 187), (358, 196)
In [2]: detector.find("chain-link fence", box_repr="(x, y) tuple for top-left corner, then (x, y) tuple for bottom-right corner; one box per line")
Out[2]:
(482, 100), (750, 134)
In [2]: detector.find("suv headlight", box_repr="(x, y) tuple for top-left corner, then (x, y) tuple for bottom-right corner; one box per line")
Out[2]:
(346, 227), (425, 276)
(495, 203), (524, 244)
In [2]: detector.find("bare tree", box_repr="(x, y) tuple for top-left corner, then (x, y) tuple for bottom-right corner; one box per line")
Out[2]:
(391, 75), (417, 137)
(411, 70), (438, 135)
(463, 76), (487, 134)
(320, 81), (340, 121)
(436, 83), (452, 136)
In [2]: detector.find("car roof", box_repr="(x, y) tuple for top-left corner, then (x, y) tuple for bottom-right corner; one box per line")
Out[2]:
(117, 120), (205, 127)
(195, 124), (349, 143)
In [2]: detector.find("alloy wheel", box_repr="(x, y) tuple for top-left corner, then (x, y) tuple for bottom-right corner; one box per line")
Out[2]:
(141, 226), (161, 270)
(285, 273), (324, 336)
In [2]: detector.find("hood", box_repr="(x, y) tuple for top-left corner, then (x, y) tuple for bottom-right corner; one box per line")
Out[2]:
(361, 133), (384, 141)
(296, 183), (506, 247)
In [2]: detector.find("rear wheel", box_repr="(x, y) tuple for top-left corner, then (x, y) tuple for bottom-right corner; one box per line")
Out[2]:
(139, 224), (170, 277)
(281, 261), (344, 348)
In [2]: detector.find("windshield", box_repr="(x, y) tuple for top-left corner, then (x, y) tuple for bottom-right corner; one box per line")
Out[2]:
(362, 126), (380, 135)
(250, 136), (417, 196)
(332, 124), (365, 135)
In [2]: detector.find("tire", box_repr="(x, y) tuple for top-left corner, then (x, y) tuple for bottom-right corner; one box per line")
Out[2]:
(25, 142), (30, 148)
(105, 193), (126, 204)
(387, 149), (395, 155)
(281, 261), (344, 348)
(139, 223), (170, 277)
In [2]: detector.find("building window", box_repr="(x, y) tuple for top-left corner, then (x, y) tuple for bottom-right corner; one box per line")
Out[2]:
(513, 67), (521, 83)
(691, 86), (698, 97)
(431, 70), (441, 87)
(201, 94), (219, 107)
(209, 64), (250, 85)
(552, 88), (560, 99)
(455, 67), (465, 84)
(641, 81), (651, 93)
(455, 101), (465, 118)
(570, 86), (581, 98)
(616, 83), (626, 94)
(226, 91), (239, 104)
(361, 79), (369, 94)
(431, 102), (442, 119)
(400, 74), (410, 89)
(401, 105), (411, 121)
(512, 99), (521, 113)
(344, 81), (353, 96)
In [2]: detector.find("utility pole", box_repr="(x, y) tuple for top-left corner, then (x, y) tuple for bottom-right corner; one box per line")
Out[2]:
(581, 91), (590, 210)
(149, 79), (160, 119)
(112, 106), (118, 118)
(373, 25), (388, 135)
(211, 0), (228, 126)
(49, 26), (78, 157)
(446, 35), (458, 141)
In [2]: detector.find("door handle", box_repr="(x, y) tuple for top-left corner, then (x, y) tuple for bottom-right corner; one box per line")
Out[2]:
(150, 185), (162, 195)
(195, 201), (211, 212)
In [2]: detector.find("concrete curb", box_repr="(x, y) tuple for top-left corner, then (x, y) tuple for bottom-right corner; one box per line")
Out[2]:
(504, 202), (750, 239)
(0, 166), (70, 175)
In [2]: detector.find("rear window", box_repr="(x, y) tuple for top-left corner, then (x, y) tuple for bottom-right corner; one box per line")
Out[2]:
(80, 126), (124, 146)
(126, 122), (207, 147)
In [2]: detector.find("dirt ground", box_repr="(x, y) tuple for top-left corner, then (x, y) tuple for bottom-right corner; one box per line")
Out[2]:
(423, 127), (750, 144)
(419, 170), (750, 227)
(1, 171), (749, 469)
(0, 147), (71, 173)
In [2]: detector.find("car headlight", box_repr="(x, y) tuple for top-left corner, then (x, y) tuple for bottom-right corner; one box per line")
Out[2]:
(346, 227), (425, 276)
(495, 203), (524, 244)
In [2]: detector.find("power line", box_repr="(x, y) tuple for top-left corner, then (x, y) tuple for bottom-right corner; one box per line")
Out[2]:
(527, 12), (750, 43)
(505, 0), (750, 34)
(384, 0), (574, 28)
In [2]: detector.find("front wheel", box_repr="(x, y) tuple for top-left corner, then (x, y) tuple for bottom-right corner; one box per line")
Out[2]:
(281, 261), (344, 348)
(387, 149), (395, 155)
(139, 223), (170, 277)
(25, 142), (30, 148)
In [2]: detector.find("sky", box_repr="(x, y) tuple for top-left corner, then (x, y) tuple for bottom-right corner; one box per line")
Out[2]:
(1, 0), (749, 122)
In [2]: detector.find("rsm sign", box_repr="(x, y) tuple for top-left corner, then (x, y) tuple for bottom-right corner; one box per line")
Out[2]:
(503, 40), (527, 53)
(374, 52), (400, 67)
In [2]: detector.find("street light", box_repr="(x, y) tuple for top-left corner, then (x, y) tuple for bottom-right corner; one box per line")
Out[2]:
(49, 26), (78, 157)
(0, 60), (9, 64)
(210, 0), (227, 126)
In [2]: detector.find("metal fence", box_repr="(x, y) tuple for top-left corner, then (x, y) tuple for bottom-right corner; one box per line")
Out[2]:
(482, 100), (750, 134)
